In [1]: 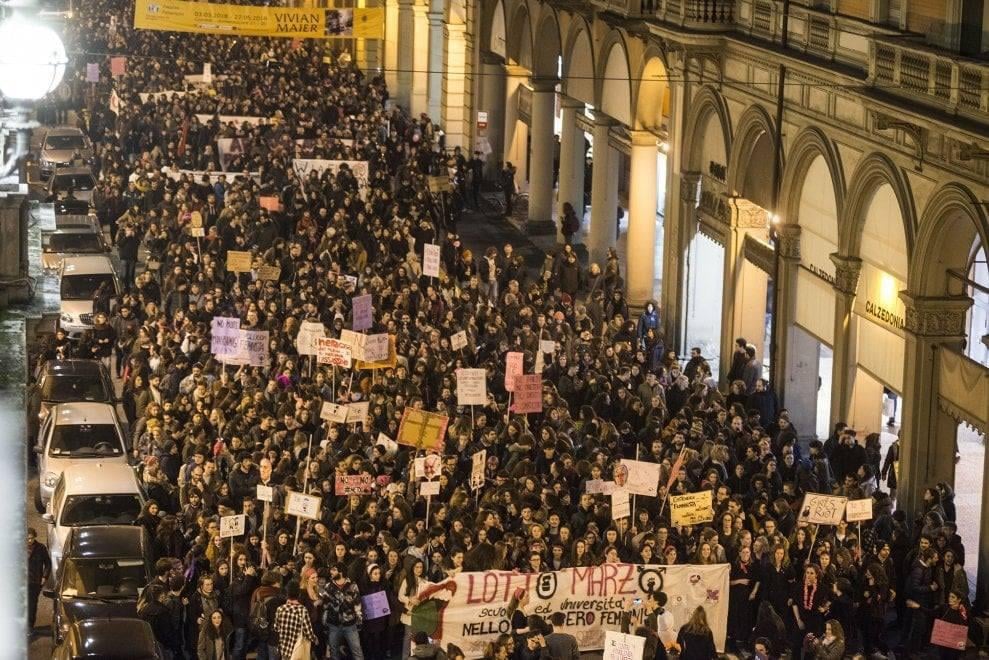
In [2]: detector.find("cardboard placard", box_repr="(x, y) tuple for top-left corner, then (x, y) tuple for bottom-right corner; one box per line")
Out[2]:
(611, 490), (631, 520)
(226, 250), (252, 272)
(219, 513), (246, 538)
(845, 498), (874, 522)
(510, 373), (542, 414)
(355, 334), (397, 370)
(110, 56), (127, 77)
(210, 316), (241, 357)
(335, 473), (374, 496)
(316, 337), (352, 368)
(931, 618), (968, 650)
(396, 408), (449, 452)
(296, 320), (326, 356)
(670, 490), (715, 527)
(539, 339), (556, 354)
(346, 401), (370, 424)
(504, 352), (524, 392)
(285, 491), (322, 520)
(229, 329), (269, 367)
(423, 243), (441, 278)
(190, 226), (206, 237)
(190, 210), (203, 228)
(456, 368), (487, 406)
(450, 330), (468, 351)
(86, 62), (100, 83)
(428, 175), (452, 193)
(256, 485), (273, 502)
(420, 480), (441, 497)
(259, 196), (282, 212)
(471, 449), (486, 490)
(362, 591), (391, 620)
(363, 333), (390, 363)
(798, 493), (848, 526)
(414, 454), (443, 481)
(352, 294), (373, 331)
(258, 264), (281, 281)
(603, 630), (646, 660)
(617, 459), (662, 497)
(320, 401), (349, 424)
(585, 480), (616, 495)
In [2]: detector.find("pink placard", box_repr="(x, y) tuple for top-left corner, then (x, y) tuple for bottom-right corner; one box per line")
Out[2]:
(110, 56), (126, 77)
(930, 619), (967, 650)
(510, 374), (543, 414)
(504, 352), (523, 392)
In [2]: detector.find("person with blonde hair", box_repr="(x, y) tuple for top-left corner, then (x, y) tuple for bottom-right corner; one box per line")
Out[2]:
(806, 619), (845, 660)
(675, 606), (716, 660)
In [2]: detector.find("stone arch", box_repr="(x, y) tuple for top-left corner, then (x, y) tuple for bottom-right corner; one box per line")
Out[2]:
(727, 103), (778, 210)
(778, 127), (846, 228)
(911, 183), (989, 297)
(840, 153), (917, 260)
(532, 9), (562, 80)
(505, 0), (533, 70)
(479, 0), (507, 58)
(596, 31), (633, 127)
(681, 85), (731, 174)
(633, 49), (669, 131)
(562, 17), (594, 106)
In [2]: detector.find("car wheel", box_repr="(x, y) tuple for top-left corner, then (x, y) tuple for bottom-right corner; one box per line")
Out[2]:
(34, 486), (45, 513)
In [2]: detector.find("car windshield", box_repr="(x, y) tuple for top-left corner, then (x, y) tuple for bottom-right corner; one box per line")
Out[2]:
(44, 135), (87, 151)
(50, 423), (122, 457)
(52, 174), (95, 192)
(60, 273), (113, 300)
(40, 375), (110, 402)
(46, 233), (103, 253)
(59, 494), (142, 526)
(60, 556), (146, 599)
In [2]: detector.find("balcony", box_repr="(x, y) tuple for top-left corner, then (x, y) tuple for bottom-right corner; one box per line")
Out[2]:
(869, 36), (989, 121)
(598, 0), (735, 29)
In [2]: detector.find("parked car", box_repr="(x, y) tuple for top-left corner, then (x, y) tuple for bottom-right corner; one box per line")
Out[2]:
(35, 402), (129, 512)
(46, 166), (96, 205)
(40, 127), (93, 180)
(53, 618), (164, 660)
(46, 525), (152, 646)
(59, 255), (120, 339)
(43, 463), (145, 574)
(26, 359), (116, 444)
(42, 226), (111, 270)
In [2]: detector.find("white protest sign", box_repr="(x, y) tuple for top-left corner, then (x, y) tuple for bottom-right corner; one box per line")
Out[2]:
(320, 401), (349, 424)
(423, 243), (441, 278)
(612, 489), (631, 520)
(471, 450), (486, 490)
(420, 480), (441, 497)
(504, 352), (524, 392)
(232, 329), (269, 367)
(457, 368), (488, 406)
(617, 459), (662, 497)
(603, 630), (646, 660)
(539, 339), (556, 354)
(256, 485), (273, 503)
(296, 320), (326, 356)
(317, 337), (352, 368)
(219, 514), (246, 538)
(339, 329), (366, 361)
(346, 401), (370, 424)
(845, 498), (873, 522)
(363, 333), (390, 362)
(376, 433), (398, 457)
(210, 316), (241, 357)
(450, 331), (468, 351)
(292, 158), (370, 198)
(798, 493), (848, 526)
(352, 294), (374, 331)
(285, 491), (322, 520)
(585, 480), (616, 495)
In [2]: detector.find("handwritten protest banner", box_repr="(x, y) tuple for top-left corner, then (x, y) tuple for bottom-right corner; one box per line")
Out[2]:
(931, 618), (968, 650)
(346, 401), (370, 424)
(363, 333), (390, 362)
(470, 450), (486, 490)
(612, 490), (631, 520)
(355, 335), (397, 370)
(845, 498), (873, 522)
(798, 493), (848, 526)
(219, 514), (246, 538)
(320, 401), (349, 423)
(226, 250), (252, 272)
(670, 490), (714, 527)
(210, 317), (240, 357)
(335, 474), (374, 496)
(423, 243), (441, 278)
(233, 329), (269, 367)
(257, 264), (281, 281)
(285, 491), (322, 520)
(585, 480), (616, 495)
(362, 591), (391, 620)
(603, 631), (646, 660)
(451, 330), (468, 351)
(510, 374), (542, 414)
(504, 352), (523, 392)
(617, 459), (662, 497)
(352, 294), (373, 331)
(397, 408), (449, 452)
(316, 337), (352, 367)
(456, 368), (487, 406)
(296, 321), (325, 356)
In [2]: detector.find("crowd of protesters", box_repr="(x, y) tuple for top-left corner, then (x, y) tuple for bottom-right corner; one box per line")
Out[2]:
(29, 0), (978, 657)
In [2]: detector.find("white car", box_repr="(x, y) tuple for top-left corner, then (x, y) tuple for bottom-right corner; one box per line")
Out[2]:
(34, 402), (128, 513)
(59, 255), (120, 339)
(43, 462), (145, 575)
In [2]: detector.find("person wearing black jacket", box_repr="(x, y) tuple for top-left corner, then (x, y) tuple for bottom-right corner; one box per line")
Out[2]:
(27, 528), (51, 633)
(139, 583), (184, 658)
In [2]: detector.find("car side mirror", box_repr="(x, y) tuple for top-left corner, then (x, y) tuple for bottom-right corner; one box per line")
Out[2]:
(42, 513), (54, 525)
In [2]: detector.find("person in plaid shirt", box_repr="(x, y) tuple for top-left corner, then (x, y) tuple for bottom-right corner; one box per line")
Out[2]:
(322, 563), (365, 660)
(274, 580), (318, 659)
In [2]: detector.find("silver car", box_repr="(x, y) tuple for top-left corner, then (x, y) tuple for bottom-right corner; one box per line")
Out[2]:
(42, 227), (110, 270)
(46, 167), (96, 206)
(40, 127), (93, 180)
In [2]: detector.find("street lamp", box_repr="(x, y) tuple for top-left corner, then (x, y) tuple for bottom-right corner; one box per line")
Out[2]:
(0, 7), (67, 180)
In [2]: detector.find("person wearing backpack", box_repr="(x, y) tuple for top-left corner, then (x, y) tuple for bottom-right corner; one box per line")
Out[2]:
(250, 571), (285, 660)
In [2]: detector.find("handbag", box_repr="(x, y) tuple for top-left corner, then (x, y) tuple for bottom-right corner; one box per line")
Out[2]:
(289, 634), (311, 660)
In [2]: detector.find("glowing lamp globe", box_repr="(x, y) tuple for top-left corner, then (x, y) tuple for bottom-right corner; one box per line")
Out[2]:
(0, 18), (67, 101)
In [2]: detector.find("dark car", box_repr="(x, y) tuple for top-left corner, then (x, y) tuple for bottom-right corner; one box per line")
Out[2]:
(46, 525), (152, 645)
(53, 618), (163, 660)
(27, 359), (116, 442)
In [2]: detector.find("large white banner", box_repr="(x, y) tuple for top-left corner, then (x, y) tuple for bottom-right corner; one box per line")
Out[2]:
(292, 158), (370, 198)
(162, 169), (261, 184)
(406, 563), (729, 658)
(195, 113), (269, 126)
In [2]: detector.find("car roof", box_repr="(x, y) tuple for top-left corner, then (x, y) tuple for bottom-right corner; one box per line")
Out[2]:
(51, 402), (118, 426)
(61, 255), (115, 275)
(68, 618), (159, 659)
(46, 127), (87, 137)
(60, 463), (140, 496)
(43, 359), (107, 377)
(52, 167), (95, 177)
(66, 525), (146, 558)
(46, 227), (101, 236)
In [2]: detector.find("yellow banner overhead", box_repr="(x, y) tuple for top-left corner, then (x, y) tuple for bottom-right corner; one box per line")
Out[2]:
(134, 0), (384, 39)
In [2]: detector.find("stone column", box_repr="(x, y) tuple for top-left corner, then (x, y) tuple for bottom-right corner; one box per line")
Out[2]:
(502, 65), (529, 191)
(527, 78), (558, 235)
(477, 52), (505, 178)
(896, 293), (973, 517)
(627, 130), (659, 306)
(395, 0), (415, 109)
(0, 194), (29, 308)
(441, 21), (469, 149)
(773, 224), (801, 392)
(556, 97), (585, 242)
(663, 172), (699, 350)
(410, 1), (430, 118)
(829, 253), (862, 427)
(426, 2), (445, 123)
(588, 114), (618, 266)
(383, 0), (400, 92)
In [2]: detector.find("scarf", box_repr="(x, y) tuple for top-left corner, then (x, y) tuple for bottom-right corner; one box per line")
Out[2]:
(803, 581), (817, 610)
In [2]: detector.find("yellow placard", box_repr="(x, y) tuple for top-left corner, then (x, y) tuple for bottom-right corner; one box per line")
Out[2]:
(134, 0), (384, 39)
(226, 250), (252, 272)
(396, 408), (449, 452)
(258, 264), (282, 281)
(670, 490), (714, 528)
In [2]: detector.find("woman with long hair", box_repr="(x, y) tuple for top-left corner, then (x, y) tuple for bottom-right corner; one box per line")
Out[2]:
(806, 619), (845, 659)
(676, 606), (716, 660)
(727, 545), (759, 650)
(359, 564), (393, 660)
(790, 564), (828, 659)
(197, 609), (233, 660)
(860, 562), (892, 657)
(749, 601), (787, 657)
(397, 558), (425, 659)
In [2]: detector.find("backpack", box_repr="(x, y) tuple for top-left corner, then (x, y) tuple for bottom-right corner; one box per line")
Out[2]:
(249, 595), (277, 641)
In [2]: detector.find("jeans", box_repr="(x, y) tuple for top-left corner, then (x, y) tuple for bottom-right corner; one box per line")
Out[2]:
(480, 280), (498, 305)
(231, 627), (248, 660)
(256, 642), (280, 660)
(121, 259), (137, 289)
(327, 624), (364, 660)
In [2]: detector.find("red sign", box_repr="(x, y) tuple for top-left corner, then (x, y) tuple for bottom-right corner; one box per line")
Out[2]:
(504, 352), (523, 392)
(510, 374), (543, 414)
(335, 474), (374, 496)
(931, 619), (967, 650)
